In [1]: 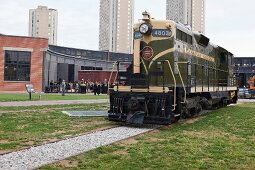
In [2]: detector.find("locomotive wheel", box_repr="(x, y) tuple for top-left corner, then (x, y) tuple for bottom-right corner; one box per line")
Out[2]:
(196, 103), (202, 114)
(128, 98), (140, 111)
(172, 115), (180, 123)
(181, 107), (191, 119)
(232, 96), (237, 104)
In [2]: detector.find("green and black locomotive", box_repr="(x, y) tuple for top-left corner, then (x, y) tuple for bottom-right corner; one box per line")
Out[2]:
(108, 11), (238, 124)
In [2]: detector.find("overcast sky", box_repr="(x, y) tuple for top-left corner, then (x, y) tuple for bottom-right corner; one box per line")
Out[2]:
(0, 0), (254, 56)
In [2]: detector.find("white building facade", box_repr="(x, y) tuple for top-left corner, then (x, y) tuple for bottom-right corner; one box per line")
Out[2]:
(166, 0), (205, 34)
(99, 0), (134, 54)
(29, 6), (58, 45)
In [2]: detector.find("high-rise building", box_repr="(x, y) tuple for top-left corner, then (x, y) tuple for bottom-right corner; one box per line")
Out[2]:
(99, 0), (134, 54)
(191, 0), (205, 34)
(166, 0), (205, 34)
(29, 6), (58, 45)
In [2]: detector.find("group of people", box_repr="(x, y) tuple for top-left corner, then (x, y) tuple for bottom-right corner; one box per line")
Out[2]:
(48, 79), (109, 95)
(79, 79), (108, 95)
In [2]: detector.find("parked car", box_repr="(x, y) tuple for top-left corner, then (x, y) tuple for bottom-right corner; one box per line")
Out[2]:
(238, 88), (252, 98)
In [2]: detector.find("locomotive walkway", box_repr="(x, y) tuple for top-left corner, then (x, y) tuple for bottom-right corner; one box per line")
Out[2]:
(0, 99), (109, 107)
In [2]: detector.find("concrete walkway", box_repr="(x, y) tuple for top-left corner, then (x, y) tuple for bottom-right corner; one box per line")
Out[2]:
(0, 99), (109, 107)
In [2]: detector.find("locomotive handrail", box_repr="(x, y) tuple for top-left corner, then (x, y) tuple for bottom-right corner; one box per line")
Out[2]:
(175, 62), (187, 103)
(165, 60), (177, 111)
(114, 62), (120, 91)
(108, 61), (118, 94)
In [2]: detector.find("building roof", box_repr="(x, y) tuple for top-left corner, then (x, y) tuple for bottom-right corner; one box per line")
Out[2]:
(234, 57), (255, 59)
(0, 34), (48, 40)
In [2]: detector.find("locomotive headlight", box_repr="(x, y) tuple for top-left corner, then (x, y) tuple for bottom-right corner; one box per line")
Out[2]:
(139, 23), (152, 35)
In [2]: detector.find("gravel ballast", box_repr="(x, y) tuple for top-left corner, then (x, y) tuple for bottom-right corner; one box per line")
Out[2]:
(0, 126), (154, 170)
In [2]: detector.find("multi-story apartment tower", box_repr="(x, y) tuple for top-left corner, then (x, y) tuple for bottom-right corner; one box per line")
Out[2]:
(166, 0), (205, 34)
(191, 0), (205, 34)
(99, 0), (134, 54)
(29, 6), (58, 45)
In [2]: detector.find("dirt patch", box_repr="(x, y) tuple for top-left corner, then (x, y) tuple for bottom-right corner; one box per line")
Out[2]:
(0, 140), (9, 144)
(16, 125), (29, 130)
(248, 136), (255, 142)
(203, 141), (209, 146)
(0, 150), (12, 155)
(147, 137), (165, 142)
(119, 137), (138, 146)
(43, 138), (59, 144)
(51, 130), (67, 135)
(185, 117), (203, 124)
(209, 131), (244, 141)
(184, 130), (244, 141)
(113, 150), (129, 156)
(93, 126), (117, 132)
(57, 160), (78, 168)
(150, 129), (161, 133)
(202, 157), (213, 161)
(25, 141), (34, 145)
(72, 120), (107, 128)
(183, 130), (205, 137)
(235, 161), (255, 170)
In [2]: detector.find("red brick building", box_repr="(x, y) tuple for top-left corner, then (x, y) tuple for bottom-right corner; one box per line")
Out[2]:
(78, 70), (118, 83)
(0, 35), (48, 92)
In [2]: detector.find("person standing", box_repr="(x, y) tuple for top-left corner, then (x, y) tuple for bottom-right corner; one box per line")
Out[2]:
(93, 83), (98, 95)
(61, 80), (66, 96)
(97, 83), (101, 95)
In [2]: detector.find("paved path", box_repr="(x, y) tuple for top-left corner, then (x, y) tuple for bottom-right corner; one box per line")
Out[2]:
(0, 99), (109, 107)
(237, 99), (255, 103)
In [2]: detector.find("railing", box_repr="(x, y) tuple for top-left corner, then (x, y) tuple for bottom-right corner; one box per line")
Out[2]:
(175, 62), (188, 103)
(108, 61), (118, 94)
(165, 60), (177, 111)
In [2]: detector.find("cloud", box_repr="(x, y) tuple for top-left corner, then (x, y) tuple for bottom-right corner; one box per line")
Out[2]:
(206, 0), (255, 56)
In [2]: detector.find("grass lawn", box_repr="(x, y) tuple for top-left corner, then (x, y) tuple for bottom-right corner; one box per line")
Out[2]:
(0, 93), (108, 102)
(0, 103), (120, 154)
(42, 103), (255, 170)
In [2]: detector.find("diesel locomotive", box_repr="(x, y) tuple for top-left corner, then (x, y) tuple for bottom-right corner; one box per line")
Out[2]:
(108, 11), (238, 124)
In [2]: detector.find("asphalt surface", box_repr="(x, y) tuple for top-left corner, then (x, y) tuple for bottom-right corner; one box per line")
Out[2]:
(0, 99), (109, 107)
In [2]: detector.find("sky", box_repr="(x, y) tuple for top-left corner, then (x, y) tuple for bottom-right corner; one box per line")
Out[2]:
(0, 0), (254, 57)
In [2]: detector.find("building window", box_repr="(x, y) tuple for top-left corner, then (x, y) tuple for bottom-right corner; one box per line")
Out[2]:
(4, 51), (31, 81)
(177, 29), (182, 40)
